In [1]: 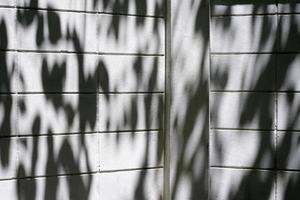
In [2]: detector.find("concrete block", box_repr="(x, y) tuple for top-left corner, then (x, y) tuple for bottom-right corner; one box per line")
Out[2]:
(210, 130), (275, 168)
(17, 10), (69, 51)
(18, 0), (98, 11)
(210, 15), (277, 53)
(277, 171), (300, 200)
(98, 55), (165, 92)
(211, 0), (276, 15)
(19, 174), (98, 200)
(17, 11), (89, 52)
(210, 168), (275, 200)
(278, 15), (300, 52)
(278, 93), (300, 131)
(0, 0), (15, 6)
(18, 0), (72, 10)
(0, 8), (16, 50)
(99, 0), (165, 17)
(0, 52), (17, 93)
(210, 54), (276, 91)
(17, 53), (98, 92)
(17, 134), (98, 177)
(18, 94), (98, 135)
(210, 92), (275, 129)
(99, 14), (165, 54)
(99, 131), (163, 171)
(84, 13), (100, 52)
(69, 13), (100, 52)
(0, 95), (17, 136)
(0, 137), (17, 179)
(18, 53), (66, 92)
(278, 0), (300, 14)
(99, 169), (163, 200)
(99, 94), (163, 131)
(277, 132), (300, 170)
(0, 180), (18, 200)
(277, 54), (300, 91)
(71, 0), (99, 12)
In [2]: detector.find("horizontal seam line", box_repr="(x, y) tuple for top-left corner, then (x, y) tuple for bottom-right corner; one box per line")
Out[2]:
(210, 91), (276, 94)
(211, 52), (300, 55)
(15, 131), (99, 138)
(0, 49), (165, 56)
(211, 13), (277, 17)
(100, 166), (163, 173)
(0, 129), (163, 138)
(99, 92), (165, 94)
(211, 91), (300, 94)
(277, 129), (300, 132)
(211, 166), (300, 173)
(210, 129), (274, 133)
(2, 132), (99, 138)
(0, 5), (165, 18)
(100, 12), (165, 19)
(1, 92), (165, 95)
(99, 129), (162, 134)
(210, 90), (276, 93)
(210, 128), (275, 131)
(278, 13), (300, 16)
(211, 166), (275, 171)
(0, 171), (98, 181)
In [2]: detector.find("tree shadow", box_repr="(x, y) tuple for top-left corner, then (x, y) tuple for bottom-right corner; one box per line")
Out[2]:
(1, 0), (300, 200)
(0, 0), (165, 199)
(208, 1), (300, 200)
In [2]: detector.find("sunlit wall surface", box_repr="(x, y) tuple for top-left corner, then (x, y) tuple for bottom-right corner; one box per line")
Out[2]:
(1, 0), (300, 200)
(210, 1), (300, 200)
(0, 0), (165, 199)
(170, 0), (209, 199)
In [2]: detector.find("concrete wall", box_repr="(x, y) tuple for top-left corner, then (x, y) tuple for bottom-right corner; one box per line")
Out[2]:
(0, 0), (165, 199)
(1, 0), (300, 200)
(210, 1), (300, 200)
(170, 0), (209, 199)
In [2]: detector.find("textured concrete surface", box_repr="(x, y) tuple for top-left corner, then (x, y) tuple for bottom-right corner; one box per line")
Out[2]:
(211, 54), (276, 91)
(1, 0), (300, 199)
(0, 1), (165, 199)
(209, 1), (300, 200)
(210, 130), (275, 168)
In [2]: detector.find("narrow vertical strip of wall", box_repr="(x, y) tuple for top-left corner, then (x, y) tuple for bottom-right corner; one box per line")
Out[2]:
(170, 0), (210, 199)
(164, 0), (171, 198)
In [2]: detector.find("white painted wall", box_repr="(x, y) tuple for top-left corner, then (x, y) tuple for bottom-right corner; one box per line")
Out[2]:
(209, 1), (300, 200)
(1, 0), (300, 199)
(0, 0), (165, 199)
